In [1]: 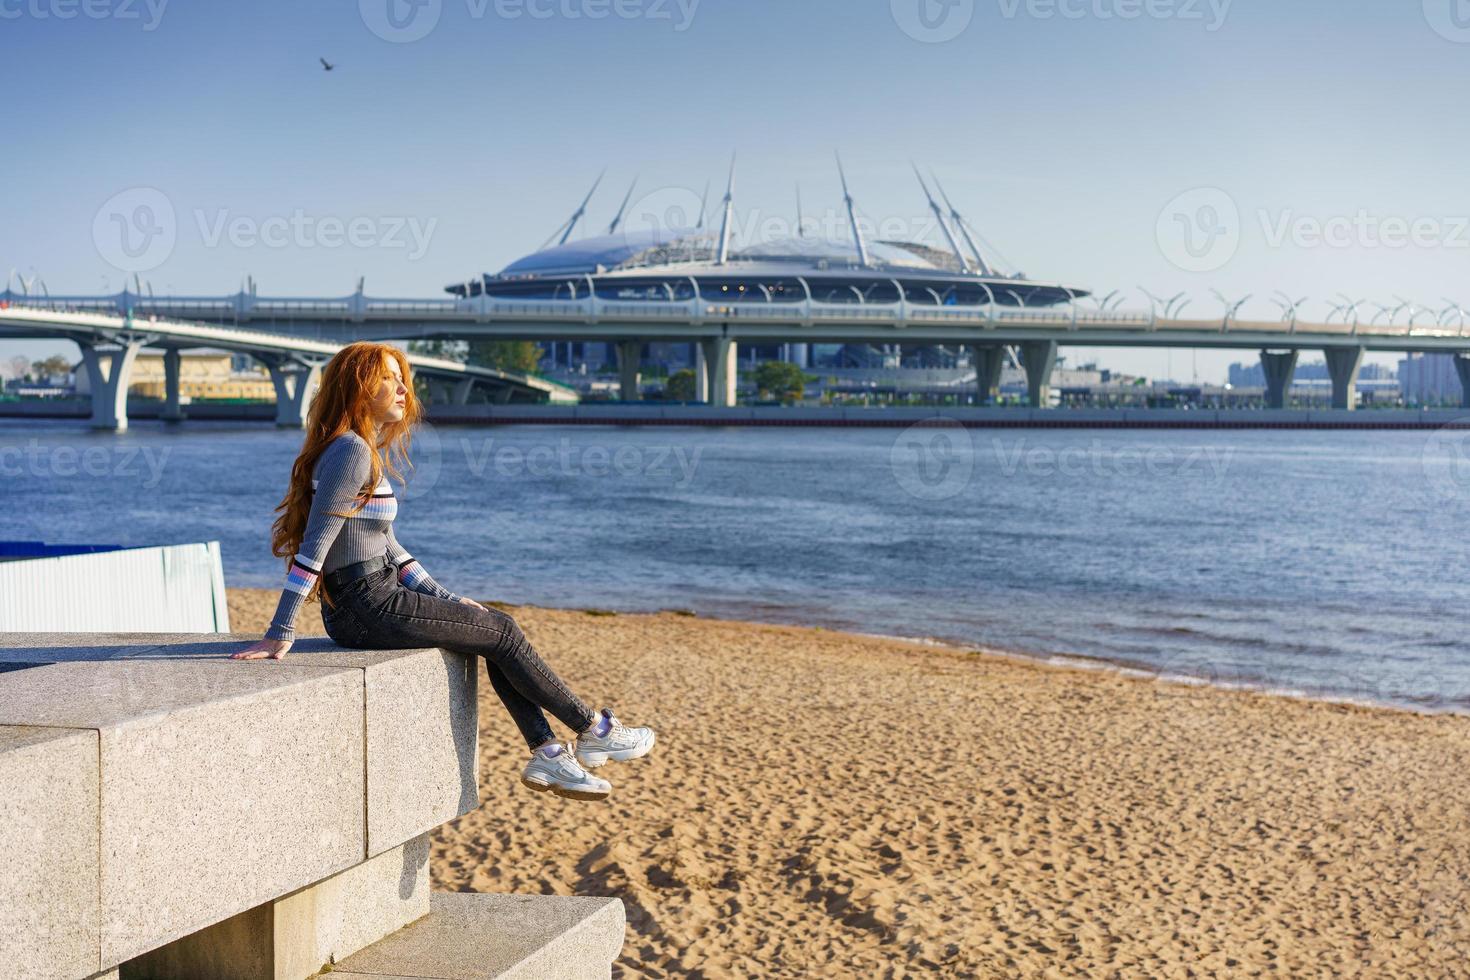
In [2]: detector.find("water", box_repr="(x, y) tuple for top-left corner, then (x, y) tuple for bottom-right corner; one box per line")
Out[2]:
(3, 418), (1467, 712)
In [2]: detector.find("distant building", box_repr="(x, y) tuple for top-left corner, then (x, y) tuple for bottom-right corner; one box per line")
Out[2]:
(1228, 358), (1393, 388)
(73, 350), (275, 401)
(1398, 353), (1463, 405)
(3, 381), (74, 398)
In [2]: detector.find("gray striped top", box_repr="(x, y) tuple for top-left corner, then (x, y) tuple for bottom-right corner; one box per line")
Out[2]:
(265, 430), (459, 641)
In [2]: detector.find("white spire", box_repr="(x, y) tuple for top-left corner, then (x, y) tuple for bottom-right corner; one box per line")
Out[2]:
(835, 151), (869, 268)
(553, 170), (604, 246)
(931, 172), (993, 276)
(606, 175), (638, 235)
(912, 163), (971, 273)
(716, 152), (736, 265)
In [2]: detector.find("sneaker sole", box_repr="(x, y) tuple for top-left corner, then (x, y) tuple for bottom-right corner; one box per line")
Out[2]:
(520, 775), (609, 802)
(577, 731), (656, 769)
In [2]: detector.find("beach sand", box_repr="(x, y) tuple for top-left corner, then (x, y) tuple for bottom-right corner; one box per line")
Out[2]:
(229, 587), (1470, 978)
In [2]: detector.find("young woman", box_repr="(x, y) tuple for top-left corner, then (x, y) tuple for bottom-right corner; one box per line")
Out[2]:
(231, 342), (654, 802)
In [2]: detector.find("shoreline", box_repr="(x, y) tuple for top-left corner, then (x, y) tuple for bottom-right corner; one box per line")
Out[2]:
(232, 583), (1460, 722)
(490, 596), (1470, 721)
(4, 401), (1470, 429)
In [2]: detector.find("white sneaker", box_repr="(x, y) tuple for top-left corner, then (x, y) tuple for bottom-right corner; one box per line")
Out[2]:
(575, 708), (656, 769)
(520, 743), (611, 801)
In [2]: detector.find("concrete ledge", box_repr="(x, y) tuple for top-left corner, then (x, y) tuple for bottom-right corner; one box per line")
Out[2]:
(332, 892), (625, 980)
(0, 659), (366, 966)
(0, 726), (100, 980)
(0, 634), (618, 979)
(0, 633), (481, 860)
(125, 833), (431, 980)
(0, 633), (482, 974)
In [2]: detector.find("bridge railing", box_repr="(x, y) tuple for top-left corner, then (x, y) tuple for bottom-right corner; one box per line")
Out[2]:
(6, 291), (1469, 342)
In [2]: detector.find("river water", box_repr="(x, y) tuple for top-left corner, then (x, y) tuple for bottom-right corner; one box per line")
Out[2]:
(4, 418), (1467, 712)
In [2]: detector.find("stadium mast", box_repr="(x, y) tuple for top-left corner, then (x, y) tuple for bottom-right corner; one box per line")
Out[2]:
(606, 176), (638, 235)
(716, 153), (737, 265)
(931, 172), (994, 276)
(835, 152), (870, 268)
(912, 163), (971, 273)
(549, 170), (604, 247)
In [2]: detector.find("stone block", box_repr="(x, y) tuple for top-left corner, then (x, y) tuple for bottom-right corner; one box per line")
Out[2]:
(0, 635), (481, 858)
(358, 651), (479, 855)
(279, 831), (431, 974)
(125, 833), (430, 980)
(0, 726), (100, 980)
(0, 660), (365, 966)
(334, 892), (625, 980)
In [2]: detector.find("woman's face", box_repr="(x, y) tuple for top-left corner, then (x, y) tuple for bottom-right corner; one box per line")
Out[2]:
(370, 353), (408, 426)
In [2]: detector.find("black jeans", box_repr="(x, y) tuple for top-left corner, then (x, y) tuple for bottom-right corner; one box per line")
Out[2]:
(319, 554), (596, 750)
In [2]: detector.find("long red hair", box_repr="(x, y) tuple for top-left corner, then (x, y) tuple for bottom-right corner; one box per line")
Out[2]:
(270, 342), (423, 607)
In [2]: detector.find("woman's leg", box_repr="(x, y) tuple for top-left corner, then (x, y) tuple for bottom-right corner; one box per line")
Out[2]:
(362, 589), (598, 737)
(484, 660), (558, 750)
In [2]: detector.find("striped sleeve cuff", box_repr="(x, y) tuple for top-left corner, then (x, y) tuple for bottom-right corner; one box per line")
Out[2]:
(264, 557), (322, 640)
(397, 558), (458, 601)
(284, 557), (321, 595)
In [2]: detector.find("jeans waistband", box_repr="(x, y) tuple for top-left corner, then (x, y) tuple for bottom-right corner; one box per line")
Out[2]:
(322, 553), (392, 591)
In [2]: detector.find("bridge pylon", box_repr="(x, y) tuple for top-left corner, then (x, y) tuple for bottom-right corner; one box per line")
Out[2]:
(970, 344), (1005, 405)
(77, 332), (158, 432)
(1455, 354), (1470, 409)
(696, 338), (737, 407)
(160, 348), (186, 422)
(1324, 346), (1365, 411)
(1260, 350), (1299, 410)
(1020, 340), (1057, 408)
(425, 376), (477, 406)
(615, 341), (643, 402)
(260, 354), (328, 428)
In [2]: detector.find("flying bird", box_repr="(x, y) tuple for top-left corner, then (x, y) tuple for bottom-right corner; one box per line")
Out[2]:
(320, 58), (335, 71)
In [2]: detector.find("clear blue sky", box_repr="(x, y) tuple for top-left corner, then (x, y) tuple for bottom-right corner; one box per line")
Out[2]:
(3, 0), (1467, 380)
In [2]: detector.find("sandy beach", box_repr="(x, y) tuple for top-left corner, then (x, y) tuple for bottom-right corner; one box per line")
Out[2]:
(229, 587), (1470, 978)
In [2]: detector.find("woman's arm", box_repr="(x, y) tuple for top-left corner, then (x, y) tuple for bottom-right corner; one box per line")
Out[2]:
(384, 523), (461, 602)
(261, 436), (373, 642)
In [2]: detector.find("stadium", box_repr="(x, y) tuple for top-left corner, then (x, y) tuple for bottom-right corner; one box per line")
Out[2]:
(445, 161), (1090, 375)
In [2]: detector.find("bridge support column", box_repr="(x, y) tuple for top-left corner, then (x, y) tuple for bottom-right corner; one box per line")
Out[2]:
(1455, 354), (1470, 409)
(160, 348), (186, 422)
(1324, 346), (1365, 411)
(615, 341), (642, 402)
(78, 337), (149, 432)
(265, 357), (326, 428)
(427, 377), (476, 405)
(1260, 349), (1298, 409)
(970, 344), (1005, 406)
(697, 338), (737, 407)
(1020, 340), (1056, 408)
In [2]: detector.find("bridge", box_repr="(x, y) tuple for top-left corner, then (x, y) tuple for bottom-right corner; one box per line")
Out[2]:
(0, 303), (578, 431)
(4, 286), (1469, 427)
